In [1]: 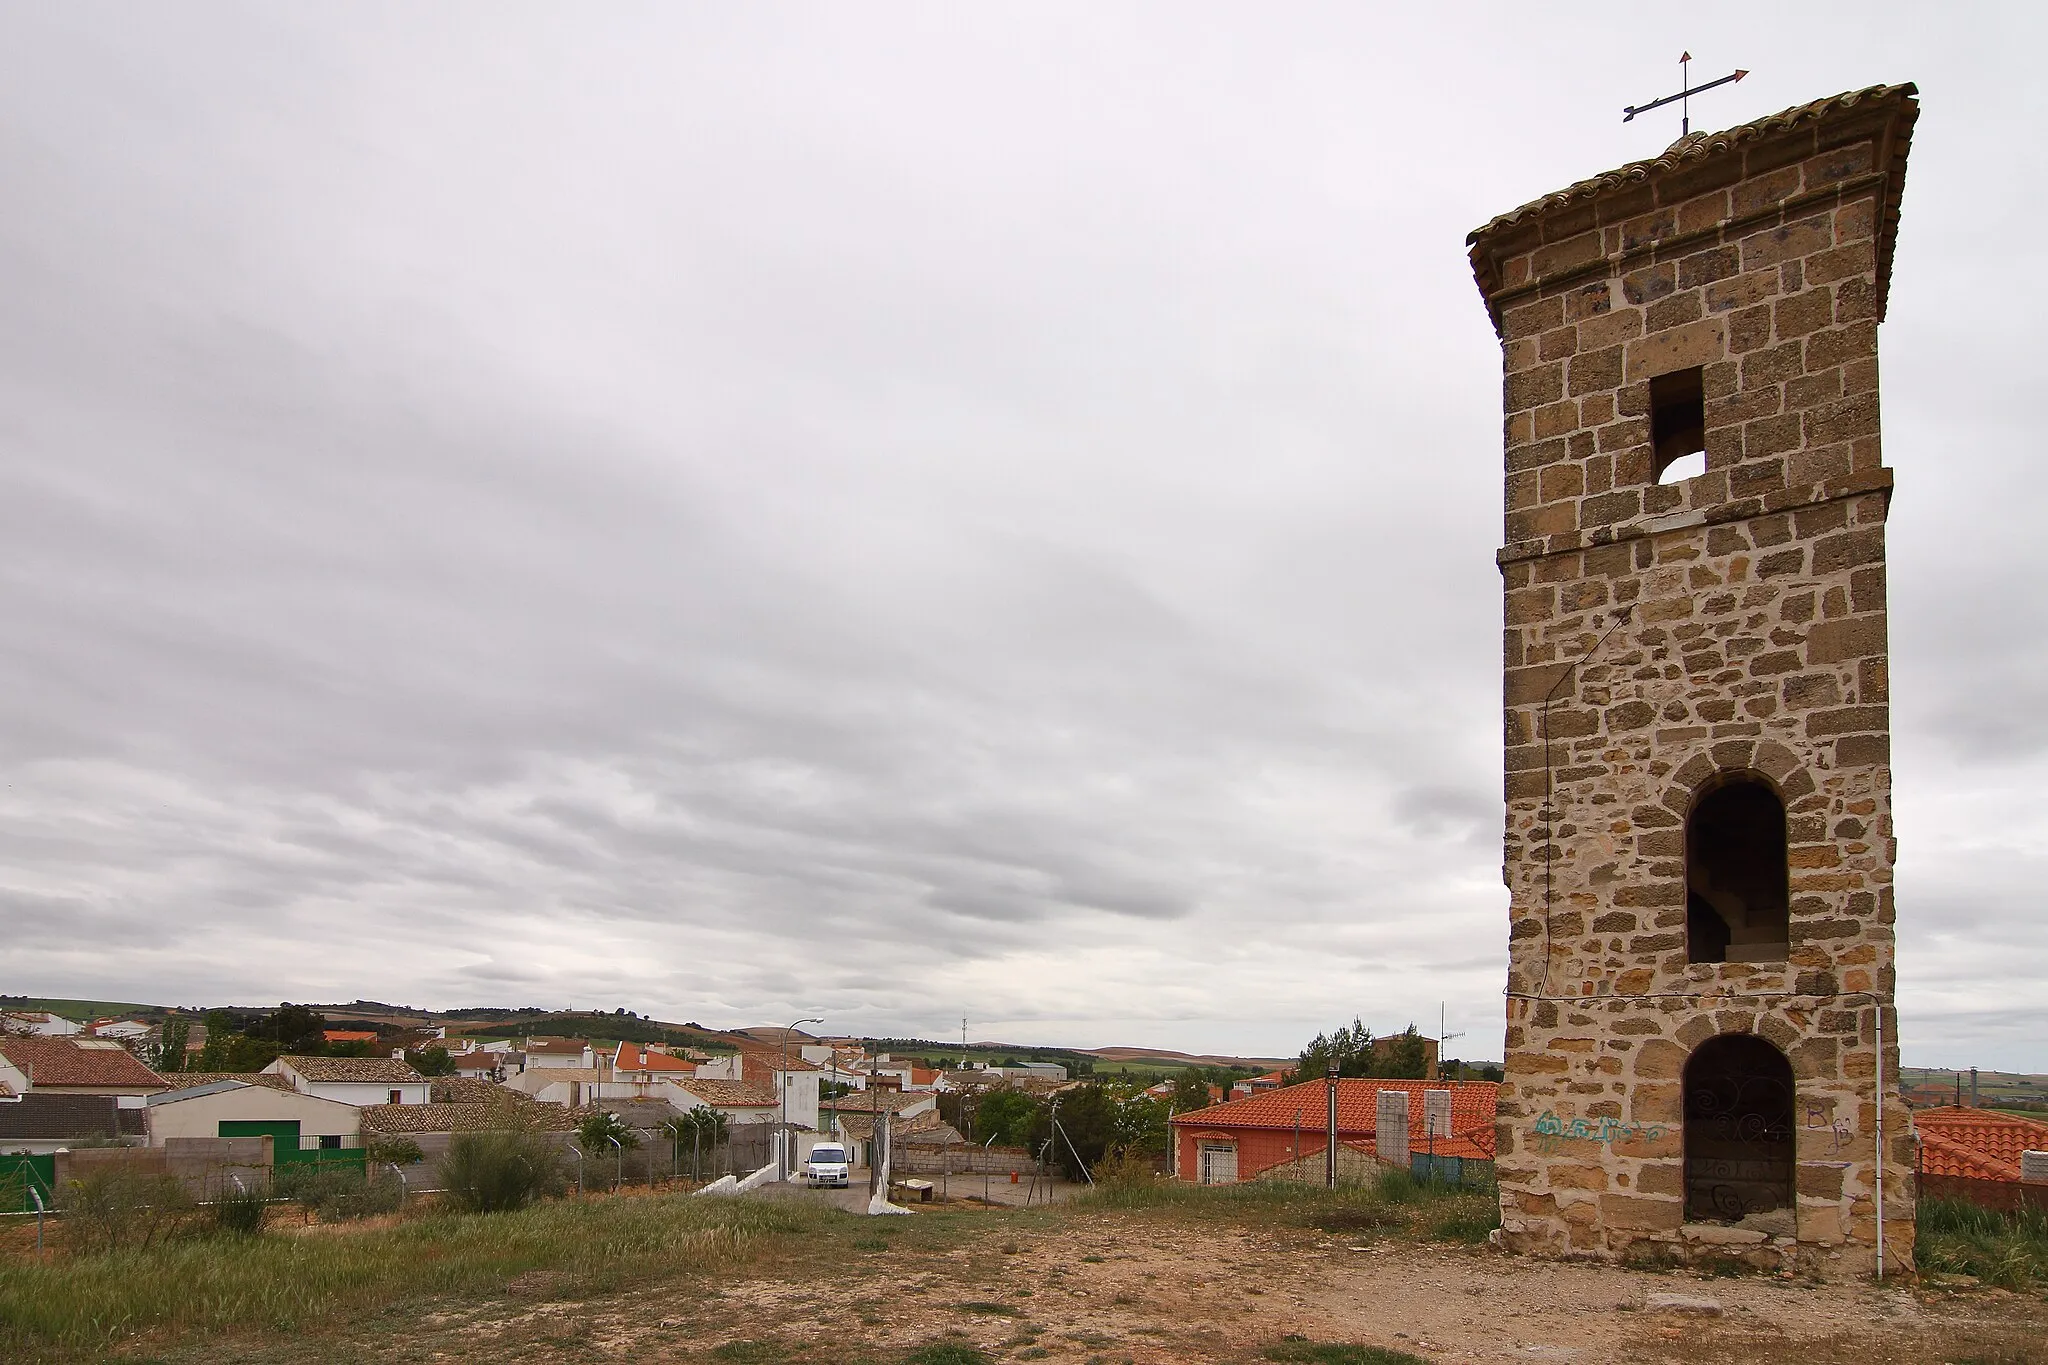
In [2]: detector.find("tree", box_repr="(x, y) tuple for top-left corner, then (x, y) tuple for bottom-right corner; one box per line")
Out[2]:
(1378, 1025), (1430, 1080)
(406, 1046), (457, 1077)
(576, 1110), (641, 1153)
(254, 1004), (330, 1054)
(972, 1087), (1040, 1147)
(1171, 1072), (1215, 1114)
(1110, 1090), (1170, 1159)
(148, 1017), (190, 1074)
(1029, 1087), (1117, 1180)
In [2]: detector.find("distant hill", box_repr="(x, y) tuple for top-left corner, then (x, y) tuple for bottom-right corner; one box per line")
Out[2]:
(2, 996), (1448, 1074)
(1079, 1044), (1293, 1071)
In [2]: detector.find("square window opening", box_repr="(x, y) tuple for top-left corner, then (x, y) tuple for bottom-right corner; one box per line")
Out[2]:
(1650, 367), (1706, 484)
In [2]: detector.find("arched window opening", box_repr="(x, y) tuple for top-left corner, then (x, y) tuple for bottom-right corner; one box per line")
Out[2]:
(1686, 775), (1789, 964)
(1650, 367), (1705, 482)
(1683, 1034), (1795, 1223)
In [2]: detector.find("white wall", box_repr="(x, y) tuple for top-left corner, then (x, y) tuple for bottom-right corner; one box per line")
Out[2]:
(303, 1080), (432, 1107)
(779, 1069), (821, 1131)
(146, 1085), (361, 1143)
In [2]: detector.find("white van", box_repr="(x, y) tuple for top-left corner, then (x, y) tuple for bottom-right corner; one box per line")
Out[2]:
(802, 1142), (850, 1188)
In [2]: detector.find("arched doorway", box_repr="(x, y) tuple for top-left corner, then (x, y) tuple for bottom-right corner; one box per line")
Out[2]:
(1683, 1033), (1795, 1223)
(1686, 773), (1790, 963)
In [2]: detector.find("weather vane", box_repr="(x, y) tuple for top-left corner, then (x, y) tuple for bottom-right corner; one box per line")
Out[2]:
(1623, 52), (1748, 137)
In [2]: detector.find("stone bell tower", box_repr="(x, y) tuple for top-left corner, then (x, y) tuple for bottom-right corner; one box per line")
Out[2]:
(1465, 85), (1918, 1276)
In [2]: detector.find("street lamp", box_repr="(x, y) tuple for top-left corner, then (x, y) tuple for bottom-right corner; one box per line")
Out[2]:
(781, 1015), (822, 1178)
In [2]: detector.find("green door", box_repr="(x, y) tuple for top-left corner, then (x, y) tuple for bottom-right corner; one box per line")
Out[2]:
(219, 1119), (301, 1160)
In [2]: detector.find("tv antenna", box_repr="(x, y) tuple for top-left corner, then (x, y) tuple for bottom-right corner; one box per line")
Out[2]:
(1623, 52), (1748, 137)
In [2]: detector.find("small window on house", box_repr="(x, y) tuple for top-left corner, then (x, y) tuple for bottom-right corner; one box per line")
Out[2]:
(1650, 366), (1706, 484)
(1686, 774), (1790, 964)
(319, 1133), (342, 1150)
(389, 1089), (403, 1105)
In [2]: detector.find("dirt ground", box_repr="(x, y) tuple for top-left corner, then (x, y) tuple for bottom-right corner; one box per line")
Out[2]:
(228, 1199), (2046, 1365)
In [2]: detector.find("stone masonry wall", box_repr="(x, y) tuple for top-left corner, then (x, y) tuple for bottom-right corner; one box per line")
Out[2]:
(1476, 96), (1916, 1277)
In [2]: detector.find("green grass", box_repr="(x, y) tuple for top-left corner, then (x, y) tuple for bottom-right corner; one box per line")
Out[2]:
(900, 1347), (994, 1365)
(0, 1191), (834, 1356)
(1076, 1166), (1500, 1245)
(1262, 1339), (1429, 1365)
(1915, 1197), (2048, 1290)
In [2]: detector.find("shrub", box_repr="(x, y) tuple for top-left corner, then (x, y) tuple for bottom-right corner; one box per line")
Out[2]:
(59, 1166), (191, 1253)
(1090, 1146), (1160, 1194)
(366, 1135), (425, 1166)
(442, 1130), (565, 1214)
(273, 1163), (403, 1223)
(212, 1182), (268, 1235)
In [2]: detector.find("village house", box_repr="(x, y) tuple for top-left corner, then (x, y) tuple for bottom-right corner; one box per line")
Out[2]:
(145, 1078), (363, 1151)
(523, 1037), (596, 1069)
(1913, 1106), (2048, 1213)
(0, 1036), (166, 1109)
(0, 1093), (139, 1152)
(1, 1011), (82, 1037)
(505, 1067), (609, 1108)
(671, 1077), (780, 1125)
(1170, 1079), (1498, 1186)
(263, 1055), (431, 1106)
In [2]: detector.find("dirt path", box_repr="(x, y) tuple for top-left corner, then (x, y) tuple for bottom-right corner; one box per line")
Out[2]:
(399, 1209), (2045, 1364)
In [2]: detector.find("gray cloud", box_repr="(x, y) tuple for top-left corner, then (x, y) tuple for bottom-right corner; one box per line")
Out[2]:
(1, 4), (2043, 1067)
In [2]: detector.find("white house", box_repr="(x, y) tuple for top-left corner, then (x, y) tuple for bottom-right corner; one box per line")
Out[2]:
(262, 1055), (431, 1106)
(145, 1080), (362, 1149)
(504, 1067), (643, 1107)
(522, 1038), (595, 1069)
(671, 1078), (780, 1125)
(740, 1051), (822, 1132)
(2, 1011), (81, 1037)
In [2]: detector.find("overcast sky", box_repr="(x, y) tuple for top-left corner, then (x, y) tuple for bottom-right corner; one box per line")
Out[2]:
(3, 4), (2042, 1069)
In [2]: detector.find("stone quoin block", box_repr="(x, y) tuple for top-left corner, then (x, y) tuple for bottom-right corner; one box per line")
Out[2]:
(1467, 83), (1918, 1277)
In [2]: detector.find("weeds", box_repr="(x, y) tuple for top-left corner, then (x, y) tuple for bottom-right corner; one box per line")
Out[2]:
(57, 1168), (190, 1254)
(901, 1346), (993, 1365)
(1075, 1167), (1500, 1245)
(0, 1189), (822, 1353)
(1916, 1197), (2048, 1291)
(273, 1164), (402, 1223)
(1263, 1338), (1428, 1365)
(211, 1183), (268, 1236)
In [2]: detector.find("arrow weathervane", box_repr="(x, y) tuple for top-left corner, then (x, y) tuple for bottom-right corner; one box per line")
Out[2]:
(1623, 52), (1748, 137)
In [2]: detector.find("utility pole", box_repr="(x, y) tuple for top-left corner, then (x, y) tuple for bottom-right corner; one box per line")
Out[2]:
(1325, 1063), (1339, 1189)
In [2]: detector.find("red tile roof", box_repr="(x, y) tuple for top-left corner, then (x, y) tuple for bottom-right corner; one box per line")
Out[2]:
(1172, 1078), (1498, 1157)
(274, 1055), (426, 1084)
(615, 1043), (694, 1074)
(1915, 1107), (2048, 1182)
(0, 1037), (167, 1090)
(158, 1071), (295, 1093)
(322, 1030), (380, 1043)
(740, 1049), (822, 1080)
(676, 1078), (778, 1108)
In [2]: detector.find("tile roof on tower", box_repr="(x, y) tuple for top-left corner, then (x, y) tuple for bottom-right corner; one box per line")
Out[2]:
(1466, 83), (1918, 334)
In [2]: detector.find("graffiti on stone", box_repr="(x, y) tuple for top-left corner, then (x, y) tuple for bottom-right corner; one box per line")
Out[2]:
(1528, 1109), (1666, 1155)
